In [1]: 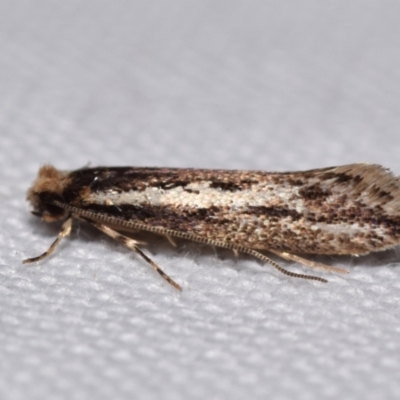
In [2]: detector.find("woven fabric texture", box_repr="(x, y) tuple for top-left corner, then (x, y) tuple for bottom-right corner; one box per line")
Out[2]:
(1, 2), (400, 399)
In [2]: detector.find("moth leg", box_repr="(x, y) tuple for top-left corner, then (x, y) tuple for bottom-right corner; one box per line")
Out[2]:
(23, 217), (73, 263)
(88, 221), (182, 291)
(164, 234), (177, 248)
(269, 250), (349, 274)
(232, 249), (239, 257)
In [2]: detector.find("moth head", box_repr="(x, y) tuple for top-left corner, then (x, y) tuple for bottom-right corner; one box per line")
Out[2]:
(27, 165), (70, 222)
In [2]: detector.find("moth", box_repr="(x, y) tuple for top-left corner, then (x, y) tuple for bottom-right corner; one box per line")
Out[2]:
(24, 163), (400, 290)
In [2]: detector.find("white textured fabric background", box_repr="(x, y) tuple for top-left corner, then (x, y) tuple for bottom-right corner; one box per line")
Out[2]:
(1, 1), (400, 399)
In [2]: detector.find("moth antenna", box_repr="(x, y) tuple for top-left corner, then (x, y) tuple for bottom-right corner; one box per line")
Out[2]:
(268, 249), (349, 274)
(163, 231), (329, 282)
(55, 205), (329, 284)
(119, 224), (329, 283)
(242, 247), (328, 283)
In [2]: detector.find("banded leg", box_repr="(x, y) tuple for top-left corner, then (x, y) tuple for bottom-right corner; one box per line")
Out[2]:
(88, 221), (182, 291)
(23, 218), (73, 263)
